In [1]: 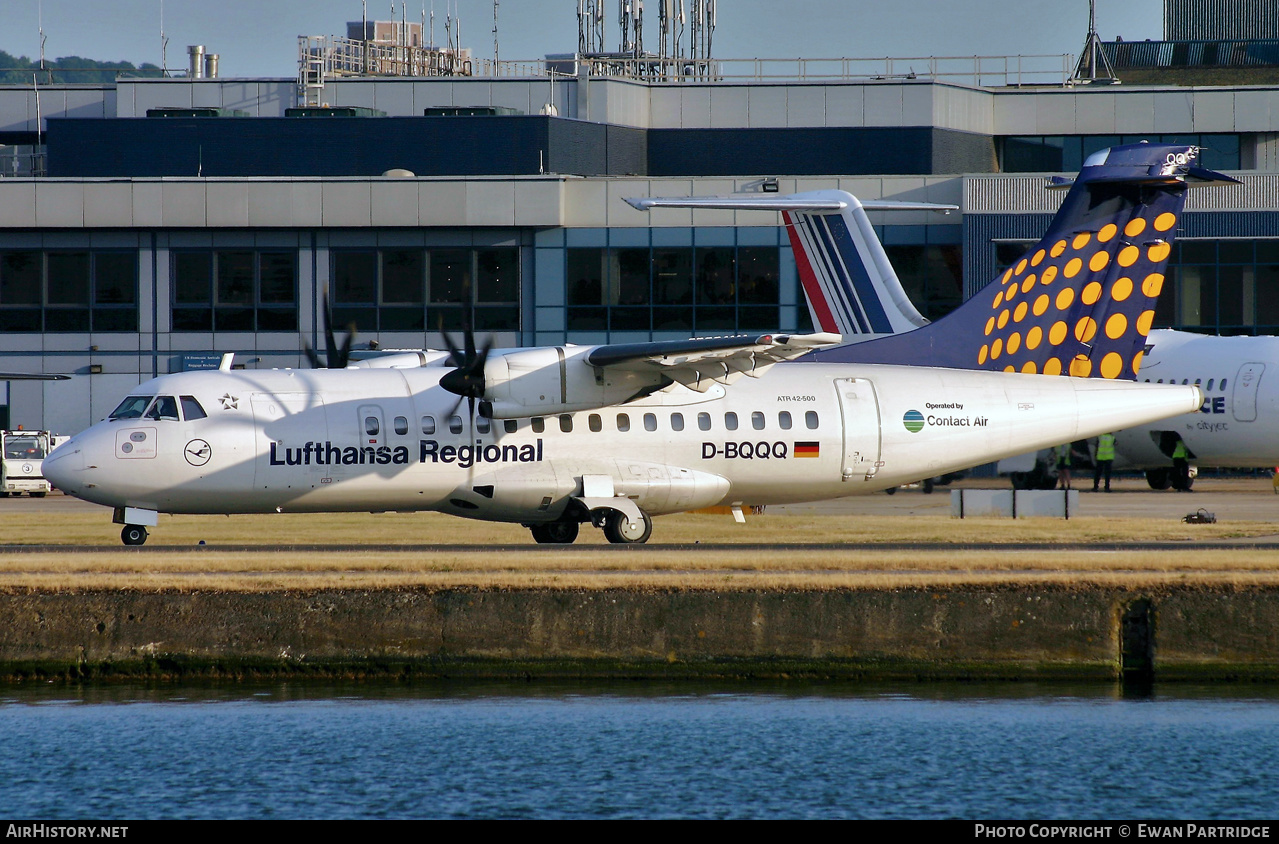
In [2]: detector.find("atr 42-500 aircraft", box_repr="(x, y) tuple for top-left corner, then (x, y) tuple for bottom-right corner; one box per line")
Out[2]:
(670, 144), (1274, 491)
(45, 143), (1213, 545)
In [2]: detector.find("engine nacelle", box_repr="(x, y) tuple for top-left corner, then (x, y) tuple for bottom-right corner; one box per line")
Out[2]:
(482, 345), (656, 419)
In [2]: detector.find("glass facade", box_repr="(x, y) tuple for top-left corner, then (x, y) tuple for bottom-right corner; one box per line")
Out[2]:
(172, 250), (297, 332)
(330, 247), (519, 332)
(999, 134), (1241, 173)
(0, 250), (137, 332)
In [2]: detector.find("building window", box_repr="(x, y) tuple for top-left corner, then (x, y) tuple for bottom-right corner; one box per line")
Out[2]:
(332, 246), (519, 333)
(0, 250), (138, 332)
(567, 240), (784, 335)
(173, 250), (296, 332)
(999, 133), (1241, 173)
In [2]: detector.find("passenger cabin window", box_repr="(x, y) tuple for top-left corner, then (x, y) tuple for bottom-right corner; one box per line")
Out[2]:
(393, 416), (409, 435)
(504, 420), (518, 433)
(476, 417), (491, 434)
(779, 411), (792, 430)
(725, 412), (739, 431)
(589, 414), (602, 433)
(145, 396), (180, 421)
(1207, 379), (1215, 391)
(180, 396), (207, 420)
(559, 414), (573, 433)
(421, 415), (436, 435)
(644, 413), (658, 432)
(364, 416), (380, 436)
(671, 412), (684, 432)
(110, 396), (151, 420)
(1221, 379), (1229, 390)
(698, 412), (711, 431)
(616, 413), (630, 432)
(532, 417), (545, 433)
(805, 411), (819, 430)
(751, 411), (765, 430)
(449, 416), (463, 434)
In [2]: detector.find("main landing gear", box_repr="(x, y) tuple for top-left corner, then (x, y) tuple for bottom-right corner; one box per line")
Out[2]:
(121, 525), (148, 546)
(525, 508), (653, 545)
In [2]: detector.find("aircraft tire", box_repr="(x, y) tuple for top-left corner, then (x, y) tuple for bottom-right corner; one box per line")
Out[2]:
(1146, 468), (1172, 491)
(603, 510), (652, 544)
(923, 478), (935, 494)
(884, 486), (897, 495)
(121, 525), (148, 546)
(530, 520), (580, 544)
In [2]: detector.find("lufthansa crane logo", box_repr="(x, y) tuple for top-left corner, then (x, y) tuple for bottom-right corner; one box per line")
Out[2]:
(184, 439), (212, 466)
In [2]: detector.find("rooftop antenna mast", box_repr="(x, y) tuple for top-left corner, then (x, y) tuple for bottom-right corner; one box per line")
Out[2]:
(1071, 0), (1118, 83)
(160, 0), (169, 76)
(493, 0), (499, 65)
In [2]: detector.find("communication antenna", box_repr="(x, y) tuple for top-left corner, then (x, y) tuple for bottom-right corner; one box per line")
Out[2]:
(1071, 0), (1118, 83)
(160, 0), (169, 75)
(493, 0), (499, 65)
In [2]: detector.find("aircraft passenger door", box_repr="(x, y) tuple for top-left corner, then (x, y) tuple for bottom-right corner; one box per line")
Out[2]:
(1232, 363), (1264, 422)
(834, 377), (882, 482)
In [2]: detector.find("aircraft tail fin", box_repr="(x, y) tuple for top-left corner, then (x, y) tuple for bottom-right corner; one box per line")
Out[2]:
(812, 142), (1239, 378)
(625, 192), (954, 339)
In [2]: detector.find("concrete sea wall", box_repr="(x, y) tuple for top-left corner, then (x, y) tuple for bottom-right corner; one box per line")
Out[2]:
(0, 586), (1276, 681)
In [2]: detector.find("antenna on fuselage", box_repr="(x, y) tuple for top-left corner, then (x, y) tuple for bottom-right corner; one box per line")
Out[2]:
(219, 353), (235, 371)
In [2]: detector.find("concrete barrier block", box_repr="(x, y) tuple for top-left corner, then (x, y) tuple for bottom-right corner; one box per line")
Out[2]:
(951, 489), (1079, 518)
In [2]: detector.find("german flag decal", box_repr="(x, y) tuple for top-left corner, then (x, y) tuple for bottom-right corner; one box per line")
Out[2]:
(794, 442), (820, 458)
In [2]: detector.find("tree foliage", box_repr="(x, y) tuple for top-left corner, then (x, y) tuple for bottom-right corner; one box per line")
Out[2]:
(0, 49), (164, 84)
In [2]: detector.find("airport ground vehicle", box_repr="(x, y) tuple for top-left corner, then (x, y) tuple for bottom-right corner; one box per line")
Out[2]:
(0, 430), (52, 497)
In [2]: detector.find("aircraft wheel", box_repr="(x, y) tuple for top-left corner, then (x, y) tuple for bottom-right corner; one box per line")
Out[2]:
(603, 510), (652, 544)
(884, 486), (897, 495)
(1146, 468), (1172, 490)
(530, 520), (580, 545)
(121, 525), (148, 546)
(922, 478), (935, 494)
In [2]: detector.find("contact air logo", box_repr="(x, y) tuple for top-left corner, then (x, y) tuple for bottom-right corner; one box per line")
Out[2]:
(903, 410), (925, 433)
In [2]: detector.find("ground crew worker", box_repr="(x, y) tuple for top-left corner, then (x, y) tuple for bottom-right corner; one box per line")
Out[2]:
(1093, 433), (1115, 492)
(1172, 439), (1191, 491)
(1056, 442), (1073, 490)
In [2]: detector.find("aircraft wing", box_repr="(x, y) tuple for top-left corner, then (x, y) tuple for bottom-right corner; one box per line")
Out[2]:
(585, 332), (841, 392)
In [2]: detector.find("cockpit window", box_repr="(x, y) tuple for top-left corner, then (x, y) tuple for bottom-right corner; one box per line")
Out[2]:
(144, 396), (180, 421)
(109, 396), (152, 420)
(180, 396), (207, 420)
(4, 437), (45, 459)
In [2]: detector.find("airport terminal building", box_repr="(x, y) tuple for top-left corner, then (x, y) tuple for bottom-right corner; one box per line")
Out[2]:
(6, 18), (1279, 432)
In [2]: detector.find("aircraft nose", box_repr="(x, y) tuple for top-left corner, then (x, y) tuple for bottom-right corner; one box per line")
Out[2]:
(42, 439), (82, 492)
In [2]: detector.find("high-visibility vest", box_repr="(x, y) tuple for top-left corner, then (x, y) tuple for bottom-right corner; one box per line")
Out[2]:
(1096, 433), (1115, 462)
(1057, 443), (1072, 466)
(1173, 441), (1188, 460)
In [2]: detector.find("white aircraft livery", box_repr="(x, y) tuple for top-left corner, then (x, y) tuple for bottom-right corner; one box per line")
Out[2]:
(44, 143), (1213, 545)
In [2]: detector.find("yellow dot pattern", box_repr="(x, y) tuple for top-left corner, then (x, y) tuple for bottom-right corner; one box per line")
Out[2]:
(1100, 352), (1123, 379)
(975, 208), (1179, 380)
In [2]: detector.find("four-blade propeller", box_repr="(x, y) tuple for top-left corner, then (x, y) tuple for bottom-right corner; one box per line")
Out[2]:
(302, 294), (356, 369)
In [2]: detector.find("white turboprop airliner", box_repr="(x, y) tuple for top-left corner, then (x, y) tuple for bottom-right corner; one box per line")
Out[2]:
(44, 143), (1213, 544)
(647, 145), (1277, 491)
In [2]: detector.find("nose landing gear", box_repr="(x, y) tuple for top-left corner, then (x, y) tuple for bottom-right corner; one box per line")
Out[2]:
(121, 525), (148, 546)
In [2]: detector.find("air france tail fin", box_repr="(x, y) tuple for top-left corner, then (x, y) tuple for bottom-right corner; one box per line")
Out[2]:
(625, 192), (955, 339)
(813, 142), (1238, 378)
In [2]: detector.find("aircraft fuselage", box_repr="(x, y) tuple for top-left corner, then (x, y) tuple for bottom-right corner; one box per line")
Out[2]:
(46, 361), (1203, 526)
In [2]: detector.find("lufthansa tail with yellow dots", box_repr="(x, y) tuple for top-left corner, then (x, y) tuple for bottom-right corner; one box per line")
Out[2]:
(811, 142), (1238, 376)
